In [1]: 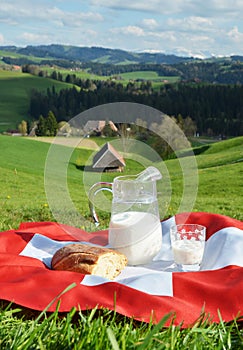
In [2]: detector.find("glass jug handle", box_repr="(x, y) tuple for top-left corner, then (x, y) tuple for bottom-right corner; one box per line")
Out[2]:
(88, 182), (113, 226)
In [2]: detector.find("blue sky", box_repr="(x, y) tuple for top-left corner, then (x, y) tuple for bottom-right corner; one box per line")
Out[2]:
(0, 0), (243, 57)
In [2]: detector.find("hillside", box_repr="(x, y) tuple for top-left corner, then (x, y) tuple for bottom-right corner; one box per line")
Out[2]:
(0, 45), (243, 135)
(0, 70), (77, 132)
(0, 135), (242, 231)
(1, 44), (243, 85)
(0, 44), (193, 65)
(1, 44), (243, 66)
(1, 66), (242, 137)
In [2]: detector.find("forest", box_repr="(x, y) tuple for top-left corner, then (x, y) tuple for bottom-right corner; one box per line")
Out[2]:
(29, 78), (243, 138)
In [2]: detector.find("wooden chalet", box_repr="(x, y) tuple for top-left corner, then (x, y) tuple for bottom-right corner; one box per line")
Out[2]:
(92, 142), (125, 172)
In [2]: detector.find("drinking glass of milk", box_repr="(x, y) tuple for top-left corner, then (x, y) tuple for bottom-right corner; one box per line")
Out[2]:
(170, 224), (206, 272)
(88, 166), (163, 265)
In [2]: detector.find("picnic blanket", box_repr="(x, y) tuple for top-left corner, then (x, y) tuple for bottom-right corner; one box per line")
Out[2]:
(0, 212), (243, 327)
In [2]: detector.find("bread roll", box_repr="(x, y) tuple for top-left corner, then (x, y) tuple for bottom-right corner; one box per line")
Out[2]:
(51, 243), (127, 280)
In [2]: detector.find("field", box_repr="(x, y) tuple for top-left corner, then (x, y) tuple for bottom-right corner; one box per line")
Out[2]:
(119, 70), (179, 82)
(0, 70), (76, 132)
(0, 49), (51, 63)
(41, 67), (180, 83)
(40, 66), (111, 81)
(0, 135), (242, 348)
(0, 135), (242, 233)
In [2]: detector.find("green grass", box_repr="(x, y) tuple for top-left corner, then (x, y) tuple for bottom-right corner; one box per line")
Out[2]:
(0, 70), (77, 132)
(40, 67), (180, 86)
(1, 303), (242, 349)
(119, 70), (179, 83)
(165, 136), (243, 220)
(0, 135), (243, 348)
(119, 70), (160, 80)
(0, 134), (145, 231)
(116, 71), (180, 91)
(41, 66), (111, 81)
(0, 49), (48, 62)
(0, 134), (242, 231)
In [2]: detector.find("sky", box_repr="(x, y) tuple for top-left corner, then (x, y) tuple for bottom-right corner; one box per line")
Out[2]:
(0, 0), (243, 58)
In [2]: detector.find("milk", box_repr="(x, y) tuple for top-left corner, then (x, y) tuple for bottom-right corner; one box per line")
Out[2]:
(172, 239), (205, 265)
(108, 211), (162, 265)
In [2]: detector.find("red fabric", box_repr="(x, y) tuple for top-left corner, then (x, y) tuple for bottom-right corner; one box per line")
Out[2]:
(0, 212), (242, 327)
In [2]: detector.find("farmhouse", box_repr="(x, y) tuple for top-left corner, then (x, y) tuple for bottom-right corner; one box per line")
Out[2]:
(92, 142), (125, 172)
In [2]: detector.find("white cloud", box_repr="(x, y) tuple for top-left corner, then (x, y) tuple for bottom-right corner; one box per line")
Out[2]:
(167, 16), (213, 32)
(90, 0), (163, 12)
(90, 0), (183, 15)
(0, 33), (4, 44)
(175, 0), (243, 18)
(20, 32), (52, 44)
(60, 12), (103, 29)
(90, 0), (243, 17)
(227, 26), (243, 43)
(0, 2), (103, 29)
(150, 31), (177, 42)
(142, 18), (159, 29)
(111, 25), (145, 37)
(0, 18), (19, 26)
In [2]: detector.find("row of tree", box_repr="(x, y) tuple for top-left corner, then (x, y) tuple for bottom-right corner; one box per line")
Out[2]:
(30, 111), (196, 159)
(22, 64), (154, 94)
(17, 111), (58, 136)
(35, 111), (58, 136)
(29, 81), (243, 137)
(21, 58), (243, 84)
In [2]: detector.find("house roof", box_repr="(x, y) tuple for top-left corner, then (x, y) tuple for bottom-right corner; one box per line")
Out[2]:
(83, 120), (118, 134)
(92, 142), (126, 168)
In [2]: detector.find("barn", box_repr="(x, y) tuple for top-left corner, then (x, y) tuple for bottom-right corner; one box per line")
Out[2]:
(92, 142), (125, 172)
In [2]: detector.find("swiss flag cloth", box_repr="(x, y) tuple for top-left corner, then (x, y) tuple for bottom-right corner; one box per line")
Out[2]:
(0, 212), (242, 327)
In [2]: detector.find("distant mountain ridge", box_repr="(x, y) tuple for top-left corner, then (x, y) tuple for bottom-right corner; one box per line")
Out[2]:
(1, 44), (243, 85)
(0, 44), (196, 65)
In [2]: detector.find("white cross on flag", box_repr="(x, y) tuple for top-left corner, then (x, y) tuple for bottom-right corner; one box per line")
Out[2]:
(0, 212), (242, 327)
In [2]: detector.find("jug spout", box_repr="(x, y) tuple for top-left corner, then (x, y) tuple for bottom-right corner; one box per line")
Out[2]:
(136, 166), (162, 182)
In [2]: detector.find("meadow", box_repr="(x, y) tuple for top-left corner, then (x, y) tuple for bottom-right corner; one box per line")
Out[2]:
(40, 66), (180, 90)
(0, 70), (75, 132)
(0, 49), (52, 63)
(0, 134), (242, 348)
(0, 135), (242, 232)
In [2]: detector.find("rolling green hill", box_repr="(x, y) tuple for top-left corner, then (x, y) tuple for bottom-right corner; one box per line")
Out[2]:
(0, 135), (242, 232)
(0, 68), (179, 132)
(0, 70), (77, 132)
(1, 47), (242, 135)
(1, 44), (243, 84)
(0, 44), (192, 65)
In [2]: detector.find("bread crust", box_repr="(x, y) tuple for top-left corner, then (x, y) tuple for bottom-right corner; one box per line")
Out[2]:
(51, 243), (127, 280)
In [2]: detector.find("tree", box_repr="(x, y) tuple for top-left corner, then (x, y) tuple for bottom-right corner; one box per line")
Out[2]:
(150, 116), (190, 158)
(183, 116), (197, 136)
(176, 113), (184, 131)
(51, 70), (58, 80)
(133, 118), (149, 141)
(35, 115), (47, 136)
(45, 110), (58, 136)
(102, 121), (118, 137)
(58, 121), (71, 135)
(18, 120), (27, 135)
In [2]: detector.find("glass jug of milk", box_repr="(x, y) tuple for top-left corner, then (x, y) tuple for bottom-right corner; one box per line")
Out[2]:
(88, 166), (162, 265)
